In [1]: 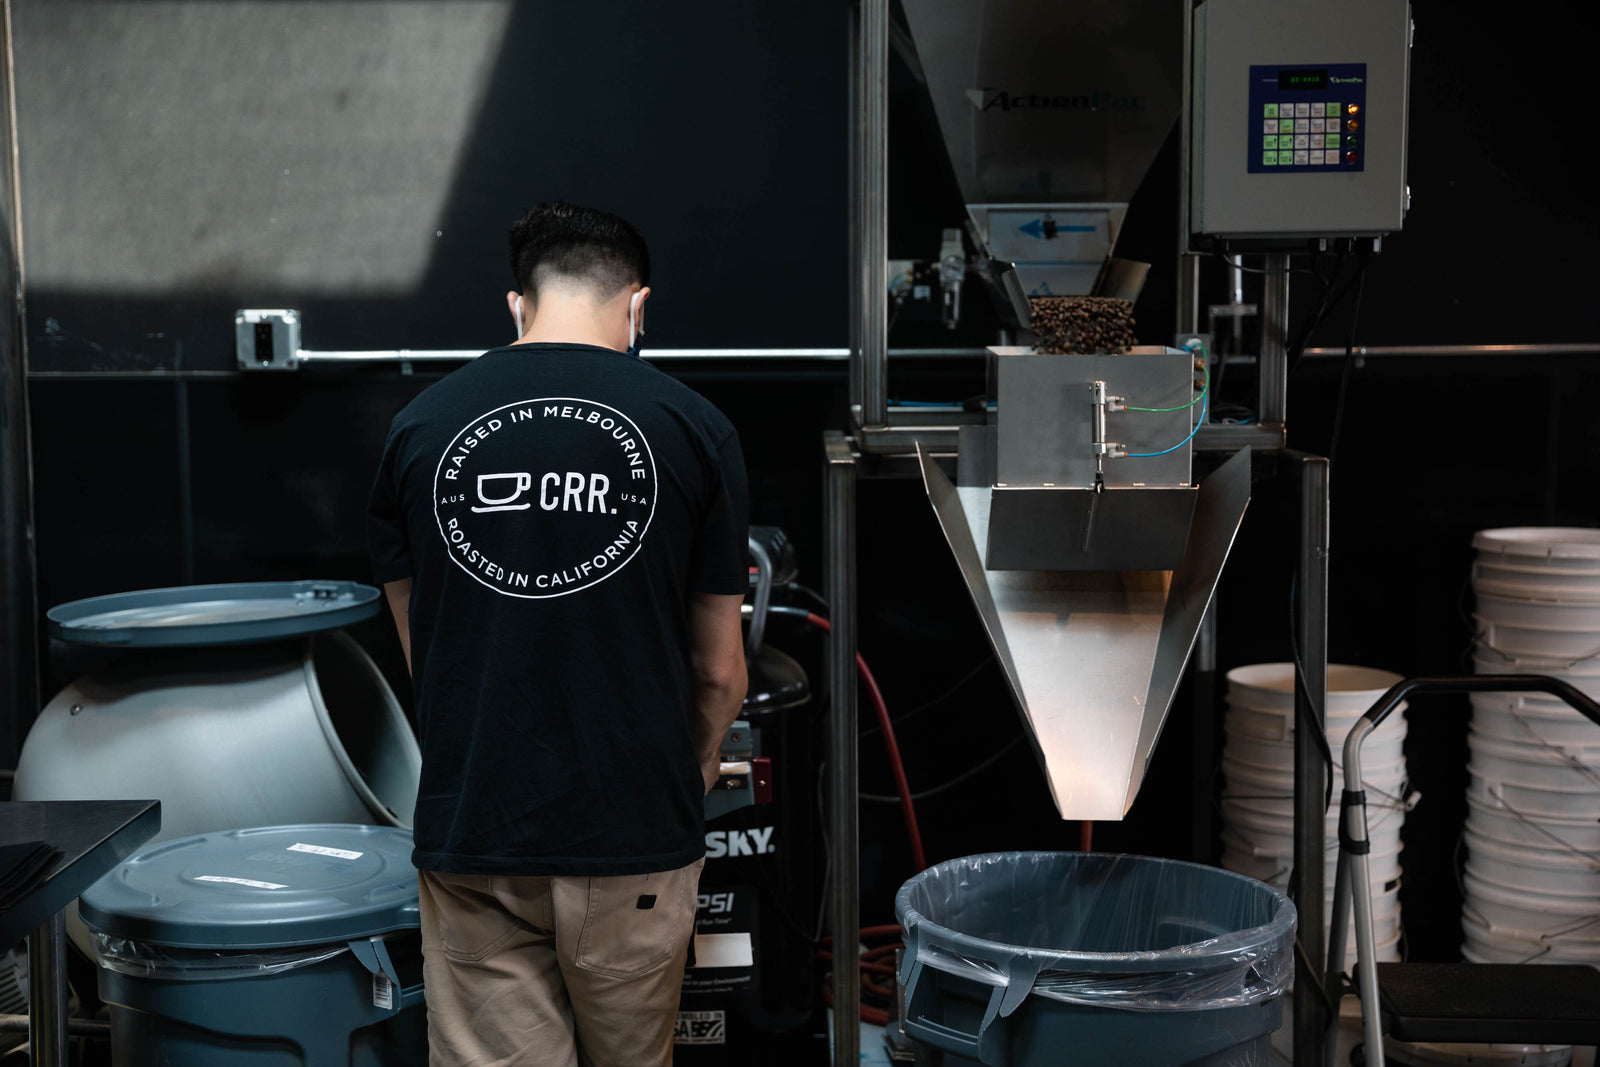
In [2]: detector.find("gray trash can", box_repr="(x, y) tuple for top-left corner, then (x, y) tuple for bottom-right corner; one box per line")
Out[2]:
(80, 824), (426, 1067)
(896, 852), (1295, 1067)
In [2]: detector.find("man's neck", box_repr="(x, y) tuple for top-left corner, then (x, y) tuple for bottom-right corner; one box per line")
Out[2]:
(512, 295), (624, 352)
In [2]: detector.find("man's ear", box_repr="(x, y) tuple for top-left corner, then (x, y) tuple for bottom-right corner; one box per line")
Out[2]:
(506, 290), (522, 327)
(634, 286), (651, 332)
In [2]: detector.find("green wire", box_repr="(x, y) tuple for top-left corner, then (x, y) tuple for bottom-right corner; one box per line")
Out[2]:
(1125, 343), (1208, 412)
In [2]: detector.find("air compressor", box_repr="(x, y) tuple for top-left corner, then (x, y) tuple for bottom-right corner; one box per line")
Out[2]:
(675, 527), (820, 1063)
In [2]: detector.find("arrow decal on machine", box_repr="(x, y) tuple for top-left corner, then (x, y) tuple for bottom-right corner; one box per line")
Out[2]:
(1018, 219), (1097, 239)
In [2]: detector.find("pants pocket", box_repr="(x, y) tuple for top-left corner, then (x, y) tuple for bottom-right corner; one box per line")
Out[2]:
(426, 872), (522, 962)
(572, 859), (703, 980)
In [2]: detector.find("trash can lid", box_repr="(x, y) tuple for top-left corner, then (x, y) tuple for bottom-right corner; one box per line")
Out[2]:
(80, 825), (418, 949)
(47, 580), (382, 647)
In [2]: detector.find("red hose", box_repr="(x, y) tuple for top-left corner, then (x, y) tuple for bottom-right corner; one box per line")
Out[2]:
(802, 612), (927, 872)
(1080, 820), (1094, 852)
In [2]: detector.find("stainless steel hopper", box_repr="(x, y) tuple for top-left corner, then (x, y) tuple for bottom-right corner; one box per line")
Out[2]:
(920, 442), (1250, 820)
(900, 0), (1181, 296)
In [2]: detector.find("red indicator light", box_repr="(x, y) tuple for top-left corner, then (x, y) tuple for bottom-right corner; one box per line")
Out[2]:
(1345, 150), (1359, 164)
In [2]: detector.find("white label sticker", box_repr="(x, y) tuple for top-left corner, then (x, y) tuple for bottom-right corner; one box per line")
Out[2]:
(690, 933), (753, 969)
(288, 842), (364, 860)
(372, 972), (394, 1010)
(673, 1010), (726, 1046)
(194, 875), (288, 890)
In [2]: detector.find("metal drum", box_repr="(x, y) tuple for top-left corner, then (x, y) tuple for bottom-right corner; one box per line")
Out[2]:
(14, 581), (419, 854)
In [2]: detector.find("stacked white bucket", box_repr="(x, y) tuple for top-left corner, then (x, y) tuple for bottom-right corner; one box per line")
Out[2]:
(1220, 663), (1413, 970)
(1466, 527), (1600, 965)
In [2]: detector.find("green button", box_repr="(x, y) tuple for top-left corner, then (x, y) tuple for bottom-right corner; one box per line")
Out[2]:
(1264, 103), (1279, 118)
(1345, 134), (1359, 147)
(1279, 118), (1294, 132)
(1263, 151), (1279, 166)
(1326, 101), (1341, 117)
(1263, 134), (1278, 150)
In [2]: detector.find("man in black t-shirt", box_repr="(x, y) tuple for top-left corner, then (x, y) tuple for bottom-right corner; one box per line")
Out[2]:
(368, 202), (749, 1067)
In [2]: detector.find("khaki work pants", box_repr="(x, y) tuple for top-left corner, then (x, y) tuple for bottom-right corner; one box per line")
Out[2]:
(418, 858), (704, 1067)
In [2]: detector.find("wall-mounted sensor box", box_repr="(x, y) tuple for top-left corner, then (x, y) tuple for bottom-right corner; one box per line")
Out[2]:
(1190, 0), (1411, 246)
(234, 309), (300, 371)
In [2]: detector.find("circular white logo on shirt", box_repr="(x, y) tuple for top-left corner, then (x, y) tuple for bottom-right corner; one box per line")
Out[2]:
(433, 398), (657, 598)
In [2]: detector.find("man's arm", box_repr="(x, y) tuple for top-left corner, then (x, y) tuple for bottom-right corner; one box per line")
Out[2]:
(688, 591), (748, 794)
(383, 578), (414, 675)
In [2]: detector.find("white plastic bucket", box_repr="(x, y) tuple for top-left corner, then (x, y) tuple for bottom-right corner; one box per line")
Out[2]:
(1223, 721), (1407, 771)
(1219, 849), (1403, 913)
(1223, 699), (1408, 745)
(1475, 574), (1600, 606)
(1463, 915), (1600, 963)
(1472, 653), (1600, 700)
(1467, 765), (1600, 820)
(1219, 797), (1406, 843)
(1475, 618), (1600, 664)
(1465, 794), (1600, 855)
(1472, 694), (1600, 748)
(1463, 936), (1600, 966)
(1464, 829), (1600, 898)
(1476, 591), (1600, 632)
(1222, 754), (1407, 799)
(1220, 822), (1402, 883)
(1474, 528), (1600, 570)
(1476, 559), (1600, 593)
(1462, 871), (1600, 940)
(1226, 663), (1405, 714)
(1468, 732), (1600, 791)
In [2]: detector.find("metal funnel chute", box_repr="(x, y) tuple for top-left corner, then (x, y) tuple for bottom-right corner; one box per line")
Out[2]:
(919, 445), (1251, 821)
(900, 0), (1181, 297)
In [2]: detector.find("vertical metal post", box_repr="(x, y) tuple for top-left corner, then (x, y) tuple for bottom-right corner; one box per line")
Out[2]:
(1293, 452), (1330, 1067)
(1176, 0), (1198, 336)
(1259, 254), (1289, 427)
(845, 2), (862, 418)
(0, 0), (38, 766)
(27, 913), (67, 1066)
(824, 430), (859, 1066)
(1190, 601), (1218, 862)
(856, 0), (888, 429)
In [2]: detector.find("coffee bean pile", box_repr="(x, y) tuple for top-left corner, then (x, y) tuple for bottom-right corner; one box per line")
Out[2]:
(1029, 296), (1136, 355)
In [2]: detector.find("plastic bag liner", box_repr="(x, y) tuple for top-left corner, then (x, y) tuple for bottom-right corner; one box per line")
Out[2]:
(896, 852), (1295, 1015)
(91, 932), (350, 982)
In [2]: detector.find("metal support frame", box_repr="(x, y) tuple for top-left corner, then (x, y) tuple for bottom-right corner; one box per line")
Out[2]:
(1291, 451), (1330, 1067)
(27, 912), (67, 1065)
(1259, 254), (1290, 428)
(0, 0), (36, 767)
(1190, 602), (1219, 862)
(823, 430), (859, 1066)
(853, 0), (889, 430)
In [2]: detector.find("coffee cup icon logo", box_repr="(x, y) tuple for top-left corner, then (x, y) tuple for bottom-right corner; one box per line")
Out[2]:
(472, 472), (533, 513)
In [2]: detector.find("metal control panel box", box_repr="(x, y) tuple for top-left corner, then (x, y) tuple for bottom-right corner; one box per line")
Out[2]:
(1191, 0), (1411, 241)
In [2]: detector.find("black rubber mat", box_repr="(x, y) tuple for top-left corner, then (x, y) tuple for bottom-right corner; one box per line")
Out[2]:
(1373, 962), (1600, 1045)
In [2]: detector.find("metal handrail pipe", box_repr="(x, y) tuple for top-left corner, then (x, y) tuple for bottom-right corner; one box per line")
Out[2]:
(1303, 342), (1600, 358)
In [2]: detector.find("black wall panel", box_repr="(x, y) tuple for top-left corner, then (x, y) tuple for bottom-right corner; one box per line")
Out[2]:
(8, 0), (1599, 966)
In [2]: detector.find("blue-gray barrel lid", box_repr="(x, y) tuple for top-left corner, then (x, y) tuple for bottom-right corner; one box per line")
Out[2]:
(80, 824), (418, 950)
(46, 580), (382, 648)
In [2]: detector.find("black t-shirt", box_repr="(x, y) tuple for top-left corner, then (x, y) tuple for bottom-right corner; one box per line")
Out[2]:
(367, 343), (748, 876)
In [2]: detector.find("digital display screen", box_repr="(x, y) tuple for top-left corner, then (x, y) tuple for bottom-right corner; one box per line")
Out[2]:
(1278, 69), (1328, 91)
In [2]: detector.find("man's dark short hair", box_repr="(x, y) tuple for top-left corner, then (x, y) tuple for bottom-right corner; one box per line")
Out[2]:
(508, 201), (650, 302)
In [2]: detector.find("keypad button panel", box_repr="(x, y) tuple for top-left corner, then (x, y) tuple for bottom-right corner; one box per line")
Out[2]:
(1247, 63), (1367, 174)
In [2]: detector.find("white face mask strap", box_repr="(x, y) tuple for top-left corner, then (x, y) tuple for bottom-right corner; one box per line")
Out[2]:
(628, 290), (643, 347)
(515, 295), (525, 338)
